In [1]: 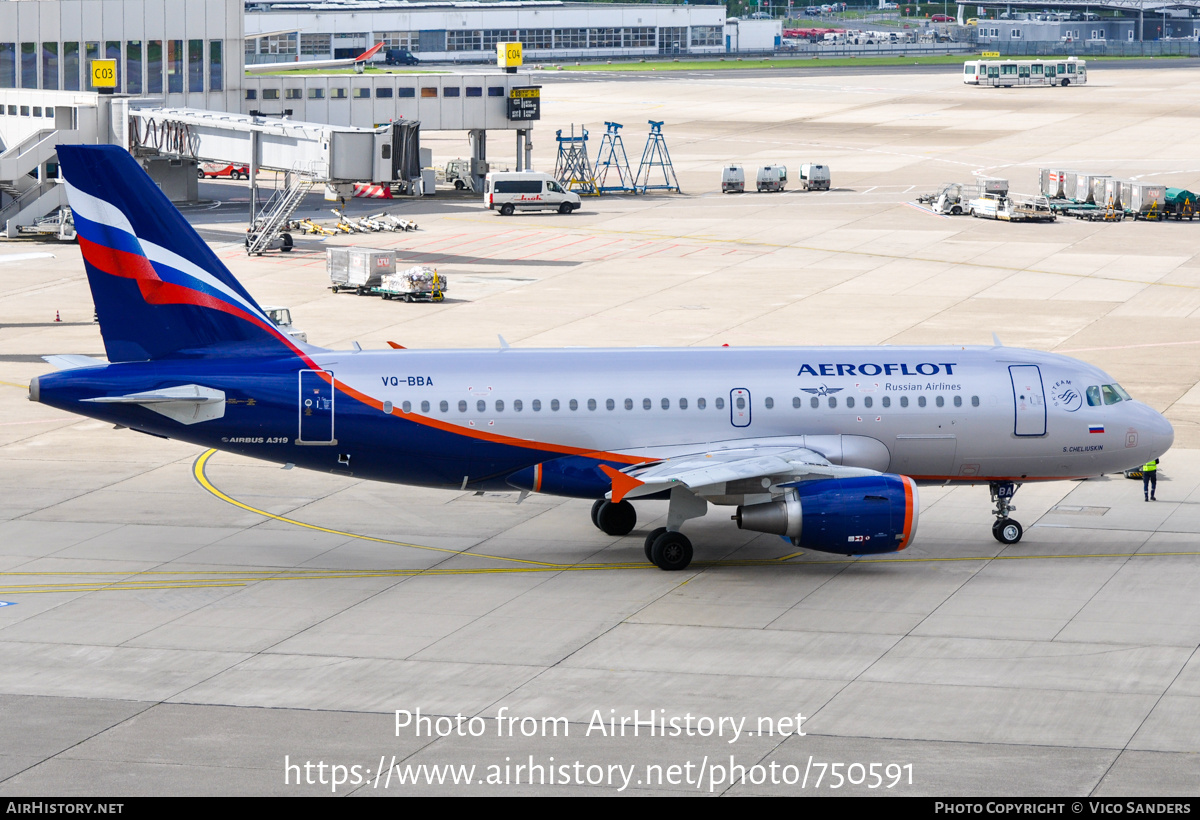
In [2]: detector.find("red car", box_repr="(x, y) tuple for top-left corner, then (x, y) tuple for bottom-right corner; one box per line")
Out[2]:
(931, 13), (955, 22)
(198, 162), (249, 180)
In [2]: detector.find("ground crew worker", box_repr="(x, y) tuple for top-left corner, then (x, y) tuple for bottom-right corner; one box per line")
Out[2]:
(1143, 458), (1159, 501)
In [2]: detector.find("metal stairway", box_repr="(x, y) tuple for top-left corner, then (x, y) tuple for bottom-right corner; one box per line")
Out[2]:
(0, 128), (71, 238)
(246, 163), (316, 255)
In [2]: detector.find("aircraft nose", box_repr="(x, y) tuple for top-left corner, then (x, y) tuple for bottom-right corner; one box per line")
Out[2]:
(1138, 403), (1174, 458)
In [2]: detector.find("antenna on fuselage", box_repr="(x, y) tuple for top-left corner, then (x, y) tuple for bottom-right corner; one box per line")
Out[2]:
(992, 333), (1004, 347)
(498, 335), (511, 350)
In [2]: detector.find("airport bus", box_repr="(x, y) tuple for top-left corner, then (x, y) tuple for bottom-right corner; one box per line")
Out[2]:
(963, 57), (1086, 87)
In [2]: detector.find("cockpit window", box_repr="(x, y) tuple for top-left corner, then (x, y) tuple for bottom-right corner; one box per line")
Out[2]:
(1099, 388), (1128, 408)
(1086, 386), (1101, 406)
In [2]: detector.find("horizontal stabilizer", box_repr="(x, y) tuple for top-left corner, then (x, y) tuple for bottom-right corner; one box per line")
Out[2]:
(42, 354), (107, 370)
(83, 384), (225, 425)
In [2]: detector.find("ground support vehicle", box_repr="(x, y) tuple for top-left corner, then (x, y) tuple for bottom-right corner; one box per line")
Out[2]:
(372, 266), (447, 302)
(918, 183), (970, 215)
(262, 306), (308, 343)
(244, 227), (292, 253)
(445, 159), (474, 191)
(969, 193), (1056, 222)
(485, 171), (581, 215)
(721, 165), (745, 193)
(199, 163), (249, 180)
(755, 165), (787, 193)
(16, 206), (76, 240)
(798, 163), (830, 191)
(328, 247), (395, 295)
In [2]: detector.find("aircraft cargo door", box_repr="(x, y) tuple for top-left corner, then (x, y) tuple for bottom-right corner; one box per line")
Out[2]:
(1009, 364), (1046, 437)
(298, 370), (337, 445)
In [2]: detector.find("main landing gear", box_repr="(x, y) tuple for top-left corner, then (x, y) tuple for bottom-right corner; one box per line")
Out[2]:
(990, 481), (1023, 544)
(591, 487), (708, 571)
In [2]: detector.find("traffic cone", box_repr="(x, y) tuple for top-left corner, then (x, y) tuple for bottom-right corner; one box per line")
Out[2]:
(54, 311), (61, 322)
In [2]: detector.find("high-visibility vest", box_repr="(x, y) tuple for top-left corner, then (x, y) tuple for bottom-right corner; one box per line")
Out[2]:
(1143, 461), (1158, 472)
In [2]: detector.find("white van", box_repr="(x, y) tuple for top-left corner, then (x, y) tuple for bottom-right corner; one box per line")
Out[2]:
(721, 164), (745, 193)
(484, 171), (581, 215)
(756, 165), (787, 192)
(799, 163), (831, 191)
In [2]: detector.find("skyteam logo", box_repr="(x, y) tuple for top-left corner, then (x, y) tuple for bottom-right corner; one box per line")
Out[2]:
(798, 362), (957, 377)
(1050, 379), (1083, 412)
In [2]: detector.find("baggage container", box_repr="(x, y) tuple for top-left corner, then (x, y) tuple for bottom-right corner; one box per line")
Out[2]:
(1125, 182), (1166, 216)
(1040, 168), (1072, 199)
(977, 177), (1009, 197)
(328, 247), (395, 294)
(1079, 173), (1109, 204)
(1101, 177), (1124, 210)
(1165, 187), (1198, 220)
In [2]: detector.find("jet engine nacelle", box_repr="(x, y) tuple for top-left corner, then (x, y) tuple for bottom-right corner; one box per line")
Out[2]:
(734, 474), (919, 555)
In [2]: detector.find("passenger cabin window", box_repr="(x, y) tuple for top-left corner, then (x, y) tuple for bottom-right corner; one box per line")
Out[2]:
(882, 396), (891, 408)
(846, 397), (855, 409)
(715, 398), (725, 410)
(764, 397), (773, 409)
(697, 398), (706, 410)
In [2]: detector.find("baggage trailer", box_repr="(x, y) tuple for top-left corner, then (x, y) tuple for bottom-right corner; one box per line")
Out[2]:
(372, 266), (447, 302)
(328, 247), (396, 295)
(1165, 188), (1198, 220)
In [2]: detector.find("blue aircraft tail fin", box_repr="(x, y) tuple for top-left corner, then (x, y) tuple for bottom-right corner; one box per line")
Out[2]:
(57, 145), (304, 362)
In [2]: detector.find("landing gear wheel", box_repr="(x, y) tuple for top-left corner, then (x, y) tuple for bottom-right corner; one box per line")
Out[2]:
(644, 527), (667, 562)
(595, 500), (636, 536)
(590, 499), (605, 529)
(500, 203), (515, 216)
(992, 519), (1023, 544)
(650, 531), (693, 571)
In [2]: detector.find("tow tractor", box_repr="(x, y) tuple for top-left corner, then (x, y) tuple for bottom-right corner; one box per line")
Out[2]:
(917, 182), (970, 215)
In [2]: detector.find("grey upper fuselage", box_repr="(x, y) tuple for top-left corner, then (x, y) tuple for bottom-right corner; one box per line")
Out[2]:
(324, 343), (1173, 484)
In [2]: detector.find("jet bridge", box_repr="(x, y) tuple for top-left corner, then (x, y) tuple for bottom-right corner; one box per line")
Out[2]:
(125, 107), (414, 184)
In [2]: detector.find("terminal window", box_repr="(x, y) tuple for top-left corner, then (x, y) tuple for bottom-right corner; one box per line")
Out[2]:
(147, 41), (162, 94)
(308, 88), (324, 99)
(209, 41), (222, 92)
(488, 87), (504, 96)
(245, 89), (256, 100)
(420, 87), (437, 98)
(285, 88), (302, 99)
(376, 87), (393, 98)
(397, 87), (414, 97)
(330, 87), (347, 99)
(167, 40), (182, 93)
(42, 42), (58, 90)
(262, 88), (279, 100)
(126, 41), (141, 95)
(466, 86), (482, 97)
(21, 43), (36, 89)
(353, 87), (370, 98)
(444, 87), (460, 97)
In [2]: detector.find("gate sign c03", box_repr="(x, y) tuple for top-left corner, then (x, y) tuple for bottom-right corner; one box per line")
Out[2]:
(507, 86), (541, 121)
(91, 59), (117, 88)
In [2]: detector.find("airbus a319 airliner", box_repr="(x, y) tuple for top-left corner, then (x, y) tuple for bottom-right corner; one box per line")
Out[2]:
(30, 146), (1174, 570)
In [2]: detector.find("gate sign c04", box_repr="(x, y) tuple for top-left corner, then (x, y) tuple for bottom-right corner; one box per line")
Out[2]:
(497, 41), (523, 68)
(91, 59), (117, 88)
(507, 87), (541, 121)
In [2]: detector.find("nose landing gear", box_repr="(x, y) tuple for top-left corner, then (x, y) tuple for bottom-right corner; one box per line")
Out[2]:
(990, 482), (1023, 544)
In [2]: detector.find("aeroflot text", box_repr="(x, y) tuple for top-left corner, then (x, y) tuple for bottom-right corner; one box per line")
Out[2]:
(798, 362), (957, 377)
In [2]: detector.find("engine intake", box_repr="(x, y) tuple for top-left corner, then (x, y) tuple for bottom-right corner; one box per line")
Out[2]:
(735, 474), (919, 555)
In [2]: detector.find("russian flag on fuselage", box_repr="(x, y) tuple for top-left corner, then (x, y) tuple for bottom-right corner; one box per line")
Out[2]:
(57, 145), (299, 363)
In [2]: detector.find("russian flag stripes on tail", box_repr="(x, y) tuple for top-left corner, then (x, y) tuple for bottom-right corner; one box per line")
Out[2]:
(57, 145), (306, 363)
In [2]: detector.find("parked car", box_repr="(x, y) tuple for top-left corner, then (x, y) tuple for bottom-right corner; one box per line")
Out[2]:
(384, 48), (419, 66)
(931, 13), (955, 22)
(198, 162), (249, 180)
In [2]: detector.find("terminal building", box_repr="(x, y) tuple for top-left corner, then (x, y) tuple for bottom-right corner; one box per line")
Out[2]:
(244, 1), (729, 65)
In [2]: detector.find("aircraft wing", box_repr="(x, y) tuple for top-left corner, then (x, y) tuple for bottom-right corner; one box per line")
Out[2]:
(600, 443), (879, 502)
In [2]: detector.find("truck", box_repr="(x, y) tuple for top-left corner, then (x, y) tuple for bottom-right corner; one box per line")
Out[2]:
(721, 164), (745, 193)
(798, 163), (831, 191)
(756, 165), (787, 192)
(968, 192), (1056, 222)
(262, 306), (307, 343)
